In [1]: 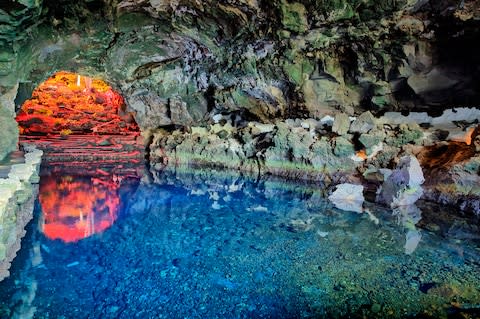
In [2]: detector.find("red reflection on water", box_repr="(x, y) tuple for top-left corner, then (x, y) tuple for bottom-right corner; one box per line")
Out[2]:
(39, 174), (121, 242)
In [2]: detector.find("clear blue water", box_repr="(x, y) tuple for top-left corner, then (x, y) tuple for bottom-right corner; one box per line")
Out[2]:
(1, 165), (480, 318)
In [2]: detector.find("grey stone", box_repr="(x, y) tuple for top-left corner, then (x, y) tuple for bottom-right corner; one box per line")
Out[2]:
(0, 104), (18, 162)
(377, 155), (425, 207)
(350, 111), (377, 134)
(0, 146), (41, 281)
(170, 96), (194, 126)
(0, 84), (19, 161)
(328, 183), (364, 213)
(126, 91), (172, 129)
(332, 113), (350, 136)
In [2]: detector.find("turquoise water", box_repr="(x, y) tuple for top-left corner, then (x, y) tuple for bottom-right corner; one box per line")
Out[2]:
(1, 165), (480, 318)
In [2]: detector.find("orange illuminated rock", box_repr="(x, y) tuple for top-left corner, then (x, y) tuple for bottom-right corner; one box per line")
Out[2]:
(419, 126), (480, 171)
(16, 71), (138, 135)
(39, 174), (120, 243)
(449, 127), (476, 145)
(355, 149), (368, 160)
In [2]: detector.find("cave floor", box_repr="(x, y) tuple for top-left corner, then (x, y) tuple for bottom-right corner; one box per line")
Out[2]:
(19, 134), (144, 164)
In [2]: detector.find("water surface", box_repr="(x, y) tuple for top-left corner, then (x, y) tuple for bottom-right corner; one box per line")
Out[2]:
(1, 166), (480, 318)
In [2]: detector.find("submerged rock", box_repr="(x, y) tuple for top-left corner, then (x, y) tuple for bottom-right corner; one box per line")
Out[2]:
(393, 205), (423, 255)
(1, 0), (480, 216)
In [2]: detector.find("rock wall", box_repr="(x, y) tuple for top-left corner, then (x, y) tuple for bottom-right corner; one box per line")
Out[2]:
(147, 108), (480, 214)
(0, 85), (19, 160)
(0, 0), (479, 213)
(1, 0), (479, 128)
(0, 147), (43, 281)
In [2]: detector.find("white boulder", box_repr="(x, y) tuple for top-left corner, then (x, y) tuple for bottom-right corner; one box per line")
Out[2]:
(377, 155), (425, 207)
(328, 183), (364, 213)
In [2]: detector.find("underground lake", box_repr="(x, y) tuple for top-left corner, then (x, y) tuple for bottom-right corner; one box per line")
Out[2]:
(0, 61), (479, 319)
(2, 1), (480, 318)
(1, 164), (480, 318)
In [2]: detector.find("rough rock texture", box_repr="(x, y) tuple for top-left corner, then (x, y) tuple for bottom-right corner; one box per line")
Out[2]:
(422, 155), (480, 214)
(0, 85), (19, 160)
(0, 147), (42, 281)
(377, 155), (425, 208)
(2, 0), (480, 125)
(0, 0), (480, 213)
(148, 118), (363, 183)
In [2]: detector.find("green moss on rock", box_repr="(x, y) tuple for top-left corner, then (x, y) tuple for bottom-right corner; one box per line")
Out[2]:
(385, 123), (423, 147)
(324, 0), (356, 22)
(282, 57), (314, 87)
(359, 131), (385, 153)
(281, 1), (308, 33)
(333, 136), (355, 157)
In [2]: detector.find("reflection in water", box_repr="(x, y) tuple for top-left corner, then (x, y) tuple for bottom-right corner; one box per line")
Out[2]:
(39, 174), (121, 242)
(393, 205), (423, 255)
(1, 169), (480, 318)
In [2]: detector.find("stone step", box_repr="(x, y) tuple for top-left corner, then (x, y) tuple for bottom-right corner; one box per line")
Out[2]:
(0, 151), (25, 179)
(19, 135), (145, 163)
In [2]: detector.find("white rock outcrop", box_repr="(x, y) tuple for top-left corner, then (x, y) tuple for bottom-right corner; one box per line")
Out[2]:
(0, 147), (43, 282)
(328, 183), (364, 213)
(377, 155), (425, 207)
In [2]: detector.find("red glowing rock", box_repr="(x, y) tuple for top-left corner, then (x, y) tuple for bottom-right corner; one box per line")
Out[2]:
(16, 71), (138, 135)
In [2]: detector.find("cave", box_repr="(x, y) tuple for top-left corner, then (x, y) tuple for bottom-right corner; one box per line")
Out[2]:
(15, 71), (144, 164)
(16, 71), (138, 136)
(1, 0), (480, 317)
(14, 71), (142, 243)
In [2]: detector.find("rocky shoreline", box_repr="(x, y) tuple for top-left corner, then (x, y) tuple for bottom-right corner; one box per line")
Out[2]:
(147, 108), (480, 215)
(0, 147), (43, 281)
(0, 1), (479, 216)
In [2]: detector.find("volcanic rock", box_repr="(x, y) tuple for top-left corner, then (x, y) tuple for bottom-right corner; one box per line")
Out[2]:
(377, 155), (425, 207)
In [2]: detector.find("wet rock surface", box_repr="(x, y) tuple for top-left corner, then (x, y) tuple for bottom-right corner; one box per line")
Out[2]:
(0, 0), (479, 213)
(377, 155), (425, 208)
(0, 147), (42, 281)
(328, 183), (364, 213)
(147, 109), (480, 215)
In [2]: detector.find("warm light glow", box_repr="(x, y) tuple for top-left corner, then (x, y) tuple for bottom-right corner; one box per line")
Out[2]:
(464, 127), (475, 145)
(355, 149), (368, 160)
(39, 174), (121, 243)
(449, 127), (476, 145)
(16, 71), (138, 135)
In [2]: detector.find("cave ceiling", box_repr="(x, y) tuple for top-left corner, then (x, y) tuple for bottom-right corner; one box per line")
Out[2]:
(1, 0), (480, 130)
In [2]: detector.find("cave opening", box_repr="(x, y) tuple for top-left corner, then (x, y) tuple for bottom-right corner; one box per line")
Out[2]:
(16, 71), (139, 136)
(13, 71), (144, 243)
(15, 71), (144, 164)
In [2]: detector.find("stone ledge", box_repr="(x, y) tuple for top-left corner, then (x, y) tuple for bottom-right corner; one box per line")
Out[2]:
(148, 111), (480, 216)
(0, 147), (42, 282)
